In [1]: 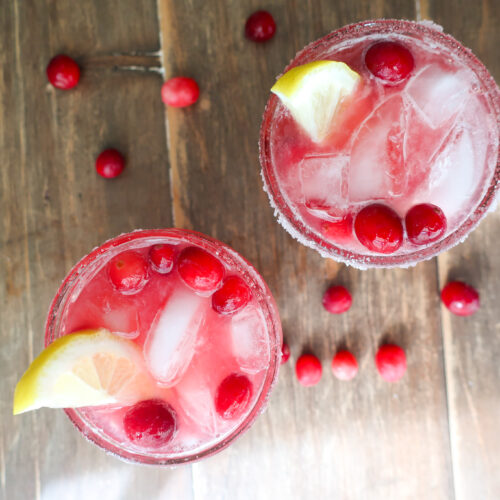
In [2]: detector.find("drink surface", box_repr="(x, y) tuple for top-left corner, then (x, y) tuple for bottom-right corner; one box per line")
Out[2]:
(265, 21), (499, 264)
(55, 233), (275, 461)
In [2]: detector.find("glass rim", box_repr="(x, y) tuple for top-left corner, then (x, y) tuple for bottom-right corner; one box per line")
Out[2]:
(259, 18), (500, 268)
(45, 228), (282, 466)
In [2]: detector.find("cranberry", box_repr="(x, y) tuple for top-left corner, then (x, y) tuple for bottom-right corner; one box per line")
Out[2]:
(332, 350), (358, 381)
(441, 281), (480, 316)
(123, 399), (177, 448)
(95, 149), (125, 179)
(46, 54), (80, 90)
(177, 247), (224, 293)
(320, 214), (354, 243)
(245, 10), (276, 42)
(281, 342), (291, 364)
(365, 42), (414, 84)
(149, 244), (176, 274)
(322, 285), (352, 314)
(295, 354), (322, 386)
(354, 204), (404, 254)
(405, 203), (447, 245)
(161, 77), (199, 108)
(212, 276), (251, 315)
(215, 373), (253, 419)
(375, 344), (406, 382)
(108, 250), (149, 294)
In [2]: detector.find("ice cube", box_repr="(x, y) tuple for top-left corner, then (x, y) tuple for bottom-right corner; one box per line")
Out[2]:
(143, 285), (207, 387)
(230, 306), (270, 374)
(299, 153), (349, 218)
(349, 95), (407, 202)
(101, 297), (140, 339)
(405, 64), (472, 129)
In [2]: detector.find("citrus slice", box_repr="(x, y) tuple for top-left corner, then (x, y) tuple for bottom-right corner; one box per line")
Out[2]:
(13, 329), (154, 415)
(271, 60), (360, 143)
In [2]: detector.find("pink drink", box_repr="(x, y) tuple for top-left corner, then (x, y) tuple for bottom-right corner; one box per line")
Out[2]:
(45, 229), (282, 465)
(260, 20), (500, 267)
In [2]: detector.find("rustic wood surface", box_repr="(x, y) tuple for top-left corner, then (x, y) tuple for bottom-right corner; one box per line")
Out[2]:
(1, 0), (498, 499)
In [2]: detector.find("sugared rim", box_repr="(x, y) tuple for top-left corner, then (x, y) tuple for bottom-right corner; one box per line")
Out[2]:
(45, 228), (282, 466)
(259, 19), (500, 268)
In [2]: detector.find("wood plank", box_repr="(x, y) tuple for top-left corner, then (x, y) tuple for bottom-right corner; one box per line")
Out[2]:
(158, 1), (454, 498)
(425, 1), (500, 498)
(0, 2), (192, 499)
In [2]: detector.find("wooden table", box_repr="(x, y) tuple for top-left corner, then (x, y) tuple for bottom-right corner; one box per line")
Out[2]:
(1, 1), (499, 499)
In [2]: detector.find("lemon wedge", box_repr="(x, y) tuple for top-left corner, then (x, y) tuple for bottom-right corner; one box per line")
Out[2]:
(271, 60), (360, 143)
(13, 329), (153, 415)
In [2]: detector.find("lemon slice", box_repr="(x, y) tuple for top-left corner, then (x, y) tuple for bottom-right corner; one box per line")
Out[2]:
(271, 60), (360, 143)
(13, 329), (154, 415)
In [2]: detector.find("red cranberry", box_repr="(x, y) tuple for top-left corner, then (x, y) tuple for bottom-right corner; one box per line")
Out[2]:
(212, 276), (251, 315)
(245, 10), (276, 42)
(161, 77), (199, 108)
(149, 244), (176, 274)
(177, 247), (224, 293)
(320, 214), (354, 242)
(322, 285), (352, 314)
(108, 251), (149, 294)
(441, 281), (480, 316)
(281, 342), (291, 364)
(332, 350), (358, 381)
(405, 203), (447, 245)
(46, 54), (80, 90)
(123, 399), (177, 448)
(295, 354), (322, 386)
(375, 344), (406, 382)
(215, 373), (253, 419)
(95, 149), (125, 179)
(354, 204), (404, 254)
(365, 42), (414, 84)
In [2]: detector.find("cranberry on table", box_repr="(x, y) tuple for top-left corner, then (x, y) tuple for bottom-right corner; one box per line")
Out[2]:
(108, 250), (149, 294)
(322, 285), (352, 314)
(46, 54), (80, 90)
(354, 203), (404, 254)
(245, 10), (276, 42)
(441, 281), (480, 316)
(405, 203), (447, 245)
(295, 354), (322, 387)
(215, 373), (253, 420)
(161, 77), (199, 108)
(365, 41), (414, 84)
(178, 247), (224, 293)
(332, 350), (358, 381)
(281, 342), (291, 364)
(149, 244), (176, 274)
(123, 399), (177, 448)
(95, 149), (125, 179)
(375, 344), (407, 382)
(212, 276), (252, 315)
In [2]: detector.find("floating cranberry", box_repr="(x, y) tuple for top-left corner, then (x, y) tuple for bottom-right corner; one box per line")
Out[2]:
(405, 203), (447, 245)
(215, 373), (253, 420)
(95, 149), (125, 179)
(161, 77), (199, 108)
(375, 344), (406, 382)
(108, 251), (148, 294)
(365, 42), (414, 84)
(441, 281), (480, 316)
(177, 247), (224, 293)
(245, 10), (276, 42)
(322, 285), (352, 314)
(149, 244), (176, 274)
(212, 276), (251, 315)
(123, 399), (177, 448)
(295, 354), (322, 387)
(46, 54), (80, 90)
(332, 350), (358, 381)
(281, 342), (291, 364)
(320, 213), (354, 243)
(354, 204), (404, 254)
